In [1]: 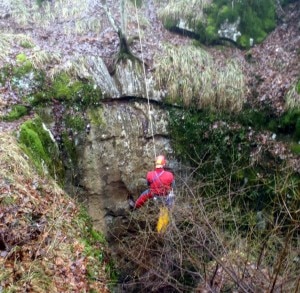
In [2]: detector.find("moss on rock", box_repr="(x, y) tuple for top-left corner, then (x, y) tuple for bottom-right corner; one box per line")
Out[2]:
(19, 117), (64, 180)
(30, 72), (102, 108)
(169, 0), (276, 48)
(13, 53), (33, 77)
(88, 107), (105, 127)
(2, 105), (29, 121)
(65, 114), (86, 132)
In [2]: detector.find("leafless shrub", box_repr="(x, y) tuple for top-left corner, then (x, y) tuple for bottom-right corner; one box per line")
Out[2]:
(109, 163), (299, 292)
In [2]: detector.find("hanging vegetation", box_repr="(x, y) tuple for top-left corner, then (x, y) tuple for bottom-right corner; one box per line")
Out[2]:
(159, 0), (277, 48)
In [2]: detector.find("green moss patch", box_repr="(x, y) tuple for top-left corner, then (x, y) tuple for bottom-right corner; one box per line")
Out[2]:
(30, 72), (102, 108)
(61, 131), (78, 168)
(65, 114), (85, 132)
(18, 117), (64, 179)
(0, 66), (11, 86)
(88, 107), (105, 127)
(164, 0), (276, 48)
(74, 207), (117, 288)
(13, 53), (33, 77)
(290, 142), (300, 155)
(278, 109), (300, 140)
(2, 105), (29, 121)
(168, 107), (300, 233)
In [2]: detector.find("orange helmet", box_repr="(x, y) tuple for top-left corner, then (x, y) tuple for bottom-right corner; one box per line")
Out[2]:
(155, 155), (166, 168)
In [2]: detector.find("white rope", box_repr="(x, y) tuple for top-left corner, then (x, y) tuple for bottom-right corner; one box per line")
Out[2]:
(134, 0), (157, 159)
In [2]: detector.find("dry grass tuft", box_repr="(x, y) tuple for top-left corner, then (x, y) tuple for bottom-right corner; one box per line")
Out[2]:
(154, 45), (246, 111)
(9, 0), (101, 35)
(0, 33), (35, 63)
(48, 55), (90, 80)
(0, 133), (34, 180)
(0, 34), (11, 62)
(0, 33), (62, 75)
(285, 81), (300, 109)
(29, 49), (61, 72)
(158, 0), (212, 27)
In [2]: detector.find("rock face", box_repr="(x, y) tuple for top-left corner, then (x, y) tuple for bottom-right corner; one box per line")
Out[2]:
(74, 99), (174, 232)
(62, 58), (182, 232)
(218, 18), (242, 43)
(64, 57), (177, 233)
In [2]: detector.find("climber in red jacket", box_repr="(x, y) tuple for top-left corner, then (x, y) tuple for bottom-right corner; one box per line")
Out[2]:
(129, 155), (175, 209)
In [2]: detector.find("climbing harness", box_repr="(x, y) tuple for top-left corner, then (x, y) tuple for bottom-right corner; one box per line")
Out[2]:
(149, 170), (165, 184)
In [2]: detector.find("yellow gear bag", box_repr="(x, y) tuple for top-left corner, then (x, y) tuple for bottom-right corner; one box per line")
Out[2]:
(156, 206), (170, 234)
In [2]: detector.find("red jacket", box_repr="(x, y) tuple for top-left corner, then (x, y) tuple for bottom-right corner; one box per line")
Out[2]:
(134, 168), (174, 208)
(146, 168), (174, 195)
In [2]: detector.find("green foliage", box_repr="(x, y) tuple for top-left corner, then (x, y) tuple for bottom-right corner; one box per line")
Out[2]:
(163, 16), (179, 30)
(239, 6), (268, 44)
(1, 196), (16, 206)
(168, 108), (300, 234)
(13, 53), (33, 77)
(30, 73), (102, 107)
(130, 0), (142, 8)
(168, 109), (250, 171)
(194, 21), (207, 43)
(88, 107), (105, 127)
(30, 91), (51, 106)
(61, 131), (78, 168)
(0, 66), (11, 86)
(194, 0), (276, 47)
(219, 5), (238, 23)
(19, 40), (34, 49)
(74, 83), (102, 108)
(52, 73), (82, 101)
(75, 207), (117, 286)
(205, 24), (218, 43)
(238, 34), (251, 48)
(16, 53), (28, 63)
(35, 0), (47, 7)
(278, 109), (300, 139)
(237, 107), (300, 140)
(296, 79), (300, 94)
(2, 105), (28, 121)
(290, 143), (300, 155)
(76, 207), (106, 245)
(19, 117), (64, 179)
(64, 114), (85, 132)
(236, 107), (274, 130)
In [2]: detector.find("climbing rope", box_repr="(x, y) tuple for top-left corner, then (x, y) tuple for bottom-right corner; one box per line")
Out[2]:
(133, 2), (176, 235)
(134, 1), (156, 159)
